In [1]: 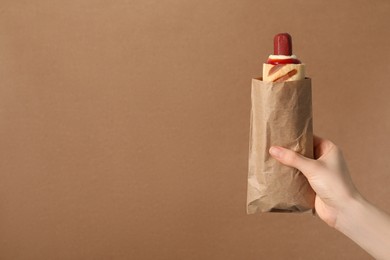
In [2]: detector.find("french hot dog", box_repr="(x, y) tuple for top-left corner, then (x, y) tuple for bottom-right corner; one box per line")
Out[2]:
(263, 33), (305, 82)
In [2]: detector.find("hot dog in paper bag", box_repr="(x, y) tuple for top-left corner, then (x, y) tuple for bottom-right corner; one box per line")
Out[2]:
(247, 33), (315, 214)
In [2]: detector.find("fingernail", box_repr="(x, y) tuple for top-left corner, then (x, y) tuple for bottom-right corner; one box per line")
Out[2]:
(269, 146), (284, 158)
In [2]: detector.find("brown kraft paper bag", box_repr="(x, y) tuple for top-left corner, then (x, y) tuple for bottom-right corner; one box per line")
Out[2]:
(247, 77), (315, 214)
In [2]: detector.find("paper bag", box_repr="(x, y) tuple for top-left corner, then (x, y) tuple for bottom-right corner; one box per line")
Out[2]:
(247, 77), (315, 214)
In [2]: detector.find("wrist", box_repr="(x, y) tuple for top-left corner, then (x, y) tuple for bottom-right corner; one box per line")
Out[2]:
(334, 192), (367, 233)
(333, 192), (390, 259)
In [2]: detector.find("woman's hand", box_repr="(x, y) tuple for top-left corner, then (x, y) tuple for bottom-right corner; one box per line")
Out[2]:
(270, 135), (390, 259)
(269, 135), (359, 227)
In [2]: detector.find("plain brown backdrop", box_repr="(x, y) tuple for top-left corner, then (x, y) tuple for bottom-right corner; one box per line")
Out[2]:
(0, 0), (389, 259)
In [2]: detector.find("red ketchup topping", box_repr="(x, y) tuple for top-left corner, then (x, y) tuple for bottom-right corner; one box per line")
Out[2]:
(267, 58), (301, 65)
(267, 33), (301, 65)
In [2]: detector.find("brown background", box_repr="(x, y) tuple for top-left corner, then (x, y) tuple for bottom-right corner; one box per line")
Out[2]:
(0, 0), (389, 259)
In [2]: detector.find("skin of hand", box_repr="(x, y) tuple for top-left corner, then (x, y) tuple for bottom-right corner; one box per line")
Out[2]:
(269, 136), (390, 259)
(268, 135), (360, 227)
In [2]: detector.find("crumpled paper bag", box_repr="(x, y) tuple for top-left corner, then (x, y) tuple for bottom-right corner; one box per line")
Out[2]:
(247, 77), (315, 214)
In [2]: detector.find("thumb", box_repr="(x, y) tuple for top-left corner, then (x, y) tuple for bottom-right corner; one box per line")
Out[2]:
(269, 146), (317, 178)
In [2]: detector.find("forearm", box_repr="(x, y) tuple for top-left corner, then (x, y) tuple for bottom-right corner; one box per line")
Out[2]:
(335, 194), (390, 260)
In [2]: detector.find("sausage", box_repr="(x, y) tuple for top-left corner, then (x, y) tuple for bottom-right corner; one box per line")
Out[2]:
(273, 33), (292, 56)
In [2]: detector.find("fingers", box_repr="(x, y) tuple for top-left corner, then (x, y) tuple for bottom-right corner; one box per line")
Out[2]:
(313, 135), (336, 159)
(269, 146), (317, 178)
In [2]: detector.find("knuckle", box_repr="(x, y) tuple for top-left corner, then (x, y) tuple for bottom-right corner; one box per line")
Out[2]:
(325, 139), (336, 149)
(332, 144), (343, 155)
